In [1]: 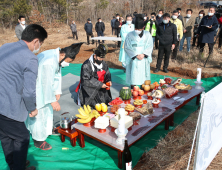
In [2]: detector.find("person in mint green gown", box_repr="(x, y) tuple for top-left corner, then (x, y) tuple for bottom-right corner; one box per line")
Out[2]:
(25, 43), (83, 150)
(119, 14), (135, 68)
(124, 14), (153, 88)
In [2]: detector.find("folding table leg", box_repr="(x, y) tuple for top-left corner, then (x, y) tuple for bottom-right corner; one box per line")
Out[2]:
(169, 114), (174, 126)
(118, 151), (123, 169)
(196, 94), (200, 105)
(78, 132), (85, 148)
(165, 118), (169, 130)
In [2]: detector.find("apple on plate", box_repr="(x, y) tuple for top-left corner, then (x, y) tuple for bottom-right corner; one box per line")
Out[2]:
(138, 90), (144, 96)
(132, 91), (138, 96)
(133, 86), (140, 92)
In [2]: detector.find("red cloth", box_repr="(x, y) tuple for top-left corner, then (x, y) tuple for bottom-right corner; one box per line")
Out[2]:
(218, 17), (222, 25)
(75, 70), (106, 93)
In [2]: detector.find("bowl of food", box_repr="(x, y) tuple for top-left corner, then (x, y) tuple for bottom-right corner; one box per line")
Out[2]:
(152, 98), (160, 108)
(124, 104), (135, 114)
(133, 99), (143, 108)
(147, 92), (153, 100)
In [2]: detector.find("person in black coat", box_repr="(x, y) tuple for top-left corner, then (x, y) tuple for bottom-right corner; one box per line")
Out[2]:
(155, 13), (177, 73)
(143, 13), (149, 28)
(197, 7), (219, 56)
(95, 18), (105, 44)
(177, 8), (184, 26)
(115, 14), (121, 47)
(155, 10), (164, 49)
(84, 18), (94, 45)
(132, 11), (137, 24)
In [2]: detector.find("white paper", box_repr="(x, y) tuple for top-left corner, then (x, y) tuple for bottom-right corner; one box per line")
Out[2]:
(194, 83), (222, 170)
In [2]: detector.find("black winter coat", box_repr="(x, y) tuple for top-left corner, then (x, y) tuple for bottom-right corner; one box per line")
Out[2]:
(95, 22), (105, 32)
(156, 21), (177, 46)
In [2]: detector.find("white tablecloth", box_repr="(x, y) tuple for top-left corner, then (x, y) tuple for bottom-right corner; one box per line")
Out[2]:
(90, 37), (122, 41)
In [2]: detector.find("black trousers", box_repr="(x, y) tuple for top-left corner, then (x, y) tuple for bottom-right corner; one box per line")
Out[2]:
(86, 33), (94, 44)
(0, 114), (30, 170)
(156, 45), (172, 70)
(172, 41), (179, 60)
(218, 29), (222, 48)
(155, 38), (159, 49)
(219, 36), (222, 48)
(116, 29), (121, 47)
(72, 31), (78, 40)
(192, 34), (200, 47)
(112, 27), (116, 35)
(199, 43), (214, 55)
(97, 31), (104, 43)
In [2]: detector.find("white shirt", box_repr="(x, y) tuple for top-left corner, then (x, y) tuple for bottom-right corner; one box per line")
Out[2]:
(20, 24), (26, 30)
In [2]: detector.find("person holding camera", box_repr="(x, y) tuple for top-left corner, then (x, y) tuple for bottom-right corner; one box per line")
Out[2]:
(196, 6), (218, 56)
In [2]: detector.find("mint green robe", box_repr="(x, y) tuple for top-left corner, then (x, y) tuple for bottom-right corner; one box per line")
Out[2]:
(124, 30), (153, 85)
(25, 48), (62, 141)
(119, 23), (135, 66)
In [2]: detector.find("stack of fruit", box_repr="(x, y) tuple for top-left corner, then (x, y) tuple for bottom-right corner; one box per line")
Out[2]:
(95, 103), (108, 115)
(124, 104), (135, 113)
(131, 86), (144, 99)
(109, 97), (123, 105)
(76, 105), (100, 124)
(141, 80), (156, 94)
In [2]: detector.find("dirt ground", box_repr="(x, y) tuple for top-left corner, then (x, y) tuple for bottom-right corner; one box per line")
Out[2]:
(0, 22), (222, 170)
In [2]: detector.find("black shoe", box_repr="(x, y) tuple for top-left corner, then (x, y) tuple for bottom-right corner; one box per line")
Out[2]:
(34, 140), (52, 150)
(154, 69), (160, 73)
(163, 69), (169, 73)
(26, 160), (30, 167)
(25, 166), (36, 170)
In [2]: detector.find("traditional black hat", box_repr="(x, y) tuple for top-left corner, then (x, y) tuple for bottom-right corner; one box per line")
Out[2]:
(94, 44), (108, 58)
(59, 42), (83, 66)
(135, 14), (144, 29)
(87, 18), (91, 21)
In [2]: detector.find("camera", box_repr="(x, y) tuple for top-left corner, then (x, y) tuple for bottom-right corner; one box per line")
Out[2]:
(215, 8), (222, 19)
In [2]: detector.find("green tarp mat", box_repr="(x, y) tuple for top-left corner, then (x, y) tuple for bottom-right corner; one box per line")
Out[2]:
(0, 63), (221, 170)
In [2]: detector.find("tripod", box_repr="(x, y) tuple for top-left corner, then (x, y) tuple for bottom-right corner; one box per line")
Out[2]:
(204, 27), (221, 67)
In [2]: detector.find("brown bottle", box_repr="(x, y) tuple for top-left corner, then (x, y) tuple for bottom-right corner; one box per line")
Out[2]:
(123, 139), (132, 170)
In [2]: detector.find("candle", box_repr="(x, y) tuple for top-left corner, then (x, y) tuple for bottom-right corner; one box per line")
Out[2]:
(117, 108), (126, 135)
(197, 68), (202, 82)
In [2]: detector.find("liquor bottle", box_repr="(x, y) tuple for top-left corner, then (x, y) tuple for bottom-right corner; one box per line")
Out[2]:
(123, 139), (132, 170)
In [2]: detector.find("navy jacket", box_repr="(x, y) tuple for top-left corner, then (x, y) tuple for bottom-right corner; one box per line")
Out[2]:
(84, 23), (93, 34)
(197, 15), (218, 43)
(0, 41), (37, 122)
(111, 19), (116, 28)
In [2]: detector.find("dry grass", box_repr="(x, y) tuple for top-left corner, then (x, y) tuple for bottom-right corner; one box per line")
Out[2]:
(133, 110), (222, 170)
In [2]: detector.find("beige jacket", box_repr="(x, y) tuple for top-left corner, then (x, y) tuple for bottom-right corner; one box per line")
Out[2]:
(182, 16), (195, 37)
